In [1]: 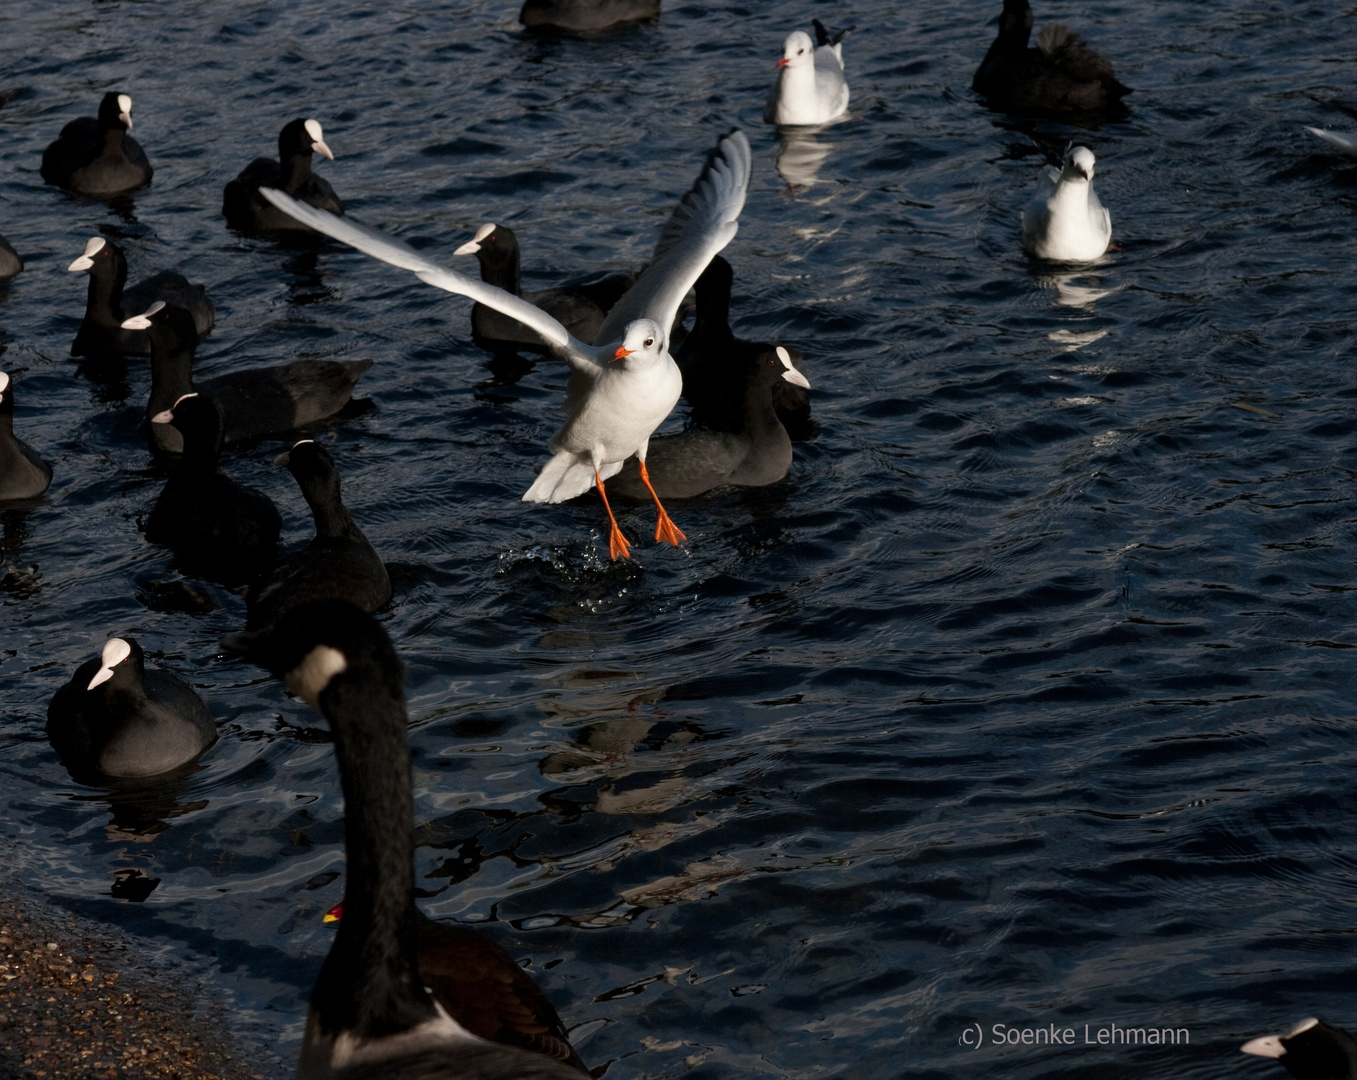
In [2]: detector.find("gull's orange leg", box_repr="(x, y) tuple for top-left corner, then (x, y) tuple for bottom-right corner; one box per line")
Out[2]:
(595, 468), (631, 560)
(638, 460), (686, 546)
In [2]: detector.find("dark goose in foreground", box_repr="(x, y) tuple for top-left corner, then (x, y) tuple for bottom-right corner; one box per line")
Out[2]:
(244, 441), (391, 630)
(223, 118), (342, 234)
(146, 393), (281, 585)
(1242, 1018), (1357, 1080)
(972, 0), (1130, 116)
(127, 301), (371, 453)
(519, 0), (659, 34)
(323, 902), (587, 1074)
(0, 371), (52, 503)
(221, 601), (586, 1080)
(41, 91), (153, 196)
(68, 236), (215, 359)
(46, 637), (216, 781)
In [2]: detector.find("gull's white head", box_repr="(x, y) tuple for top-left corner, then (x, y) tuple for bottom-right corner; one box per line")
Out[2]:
(1063, 146), (1096, 182)
(779, 30), (815, 69)
(120, 300), (165, 331)
(68, 236), (106, 273)
(611, 319), (667, 366)
(117, 94), (133, 130)
(87, 638), (133, 690)
(304, 119), (334, 161)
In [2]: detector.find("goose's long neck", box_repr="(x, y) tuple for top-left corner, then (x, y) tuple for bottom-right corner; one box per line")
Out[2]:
(310, 672), (436, 1043)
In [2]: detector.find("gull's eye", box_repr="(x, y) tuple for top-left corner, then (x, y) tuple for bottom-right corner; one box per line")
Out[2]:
(644, 337), (654, 348)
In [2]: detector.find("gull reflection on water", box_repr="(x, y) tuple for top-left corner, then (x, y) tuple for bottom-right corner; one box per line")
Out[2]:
(775, 128), (836, 190)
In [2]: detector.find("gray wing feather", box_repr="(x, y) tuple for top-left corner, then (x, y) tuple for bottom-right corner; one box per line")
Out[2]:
(259, 188), (604, 374)
(594, 130), (752, 347)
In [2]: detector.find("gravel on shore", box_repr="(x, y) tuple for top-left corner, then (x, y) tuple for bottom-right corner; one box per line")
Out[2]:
(0, 883), (276, 1080)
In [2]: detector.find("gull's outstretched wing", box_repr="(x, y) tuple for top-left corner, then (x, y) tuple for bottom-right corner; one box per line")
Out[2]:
(259, 188), (603, 373)
(595, 129), (752, 348)
(1306, 126), (1357, 159)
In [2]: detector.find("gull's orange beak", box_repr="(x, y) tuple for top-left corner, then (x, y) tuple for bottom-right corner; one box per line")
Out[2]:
(777, 57), (789, 68)
(323, 901), (344, 925)
(612, 346), (633, 362)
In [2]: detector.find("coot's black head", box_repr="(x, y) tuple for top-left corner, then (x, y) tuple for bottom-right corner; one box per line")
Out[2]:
(278, 117), (334, 161)
(699, 252), (734, 290)
(67, 236), (128, 282)
(749, 344), (812, 394)
(454, 222), (519, 275)
(96, 92), (134, 132)
(998, 0), (1034, 43)
(85, 637), (147, 694)
(221, 599), (402, 712)
(152, 392), (226, 457)
(122, 301), (199, 352)
(274, 438), (342, 507)
(1242, 1018), (1357, 1080)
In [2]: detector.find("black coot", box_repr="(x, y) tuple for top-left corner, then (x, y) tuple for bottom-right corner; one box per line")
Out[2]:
(68, 237), (214, 359)
(0, 371), (52, 503)
(455, 223), (632, 353)
(129, 302), (371, 453)
(520, 0), (660, 34)
(223, 118), (343, 234)
(145, 393), (281, 585)
(245, 441), (391, 630)
(46, 637), (216, 780)
(612, 341), (810, 500)
(973, 0), (1130, 116)
(676, 255), (810, 437)
(41, 91), (153, 196)
(0, 232), (21, 281)
(1241, 1018), (1357, 1080)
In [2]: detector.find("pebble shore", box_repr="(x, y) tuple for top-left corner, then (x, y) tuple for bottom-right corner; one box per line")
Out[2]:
(0, 884), (276, 1080)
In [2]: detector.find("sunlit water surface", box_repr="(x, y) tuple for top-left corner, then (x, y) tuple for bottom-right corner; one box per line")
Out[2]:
(1, 1), (1356, 1077)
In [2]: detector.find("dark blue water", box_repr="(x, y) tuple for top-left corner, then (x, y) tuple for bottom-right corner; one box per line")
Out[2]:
(2, 1), (1355, 1076)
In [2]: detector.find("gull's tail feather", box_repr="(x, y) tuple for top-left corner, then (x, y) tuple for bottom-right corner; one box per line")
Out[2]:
(524, 453), (624, 504)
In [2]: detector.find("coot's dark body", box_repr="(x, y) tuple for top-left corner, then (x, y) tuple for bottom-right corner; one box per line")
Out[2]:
(223, 118), (343, 234)
(245, 441), (391, 630)
(972, 0), (1130, 116)
(145, 394), (281, 585)
(70, 238), (214, 359)
(46, 638), (216, 781)
(139, 304), (371, 453)
(41, 91), (153, 196)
